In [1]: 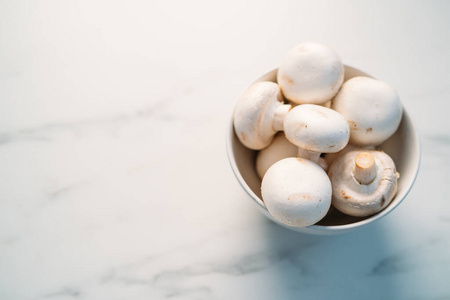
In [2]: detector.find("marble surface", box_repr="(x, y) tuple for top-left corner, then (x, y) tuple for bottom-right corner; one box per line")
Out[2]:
(0, 1), (449, 299)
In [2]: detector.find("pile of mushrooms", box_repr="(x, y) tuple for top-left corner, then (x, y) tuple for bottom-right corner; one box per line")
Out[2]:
(234, 41), (402, 227)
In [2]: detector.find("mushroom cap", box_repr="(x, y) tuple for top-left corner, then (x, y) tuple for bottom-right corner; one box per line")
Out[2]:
(262, 157), (332, 227)
(277, 41), (344, 105)
(328, 150), (398, 217)
(331, 76), (403, 146)
(284, 104), (350, 153)
(256, 132), (298, 179)
(234, 81), (284, 150)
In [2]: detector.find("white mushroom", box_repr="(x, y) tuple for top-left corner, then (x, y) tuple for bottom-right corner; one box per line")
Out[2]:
(255, 133), (298, 179)
(234, 81), (292, 150)
(277, 41), (344, 105)
(284, 104), (350, 163)
(331, 76), (403, 146)
(261, 157), (332, 227)
(328, 150), (399, 217)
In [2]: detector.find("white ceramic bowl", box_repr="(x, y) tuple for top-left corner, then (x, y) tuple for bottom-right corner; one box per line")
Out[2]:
(227, 66), (421, 235)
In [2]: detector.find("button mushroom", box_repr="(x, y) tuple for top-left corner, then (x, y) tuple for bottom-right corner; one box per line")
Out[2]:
(328, 150), (399, 217)
(261, 157), (332, 227)
(277, 41), (344, 105)
(256, 132), (298, 179)
(234, 81), (292, 150)
(284, 104), (350, 164)
(331, 76), (403, 146)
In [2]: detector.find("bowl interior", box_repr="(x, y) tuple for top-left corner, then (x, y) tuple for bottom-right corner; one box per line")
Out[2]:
(228, 66), (420, 234)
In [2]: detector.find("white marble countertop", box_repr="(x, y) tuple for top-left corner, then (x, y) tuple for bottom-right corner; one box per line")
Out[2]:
(1, 1), (449, 299)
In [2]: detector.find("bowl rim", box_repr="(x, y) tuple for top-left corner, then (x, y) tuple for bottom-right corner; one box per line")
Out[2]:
(226, 67), (421, 233)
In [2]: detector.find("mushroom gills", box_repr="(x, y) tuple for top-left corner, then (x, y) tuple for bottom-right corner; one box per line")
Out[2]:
(328, 150), (399, 217)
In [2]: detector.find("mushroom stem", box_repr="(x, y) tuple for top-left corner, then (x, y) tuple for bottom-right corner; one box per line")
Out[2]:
(353, 152), (377, 185)
(272, 104), (292, 131)
(297, 148), (320, 163)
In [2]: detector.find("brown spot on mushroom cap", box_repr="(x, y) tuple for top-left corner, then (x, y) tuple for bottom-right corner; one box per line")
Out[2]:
(348, 121), (358, 130)
(292, 123), (307, 131)
(256, 110), (263, 127)
(288, 193), (313, 201)
(240, 132), (247, 141)
(366, 127), (373, 133)
(340, 190), (351, 199)
(281, 75), (295, 85)
(301, 144), (316, 151)
(296, 158), (303, 162)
